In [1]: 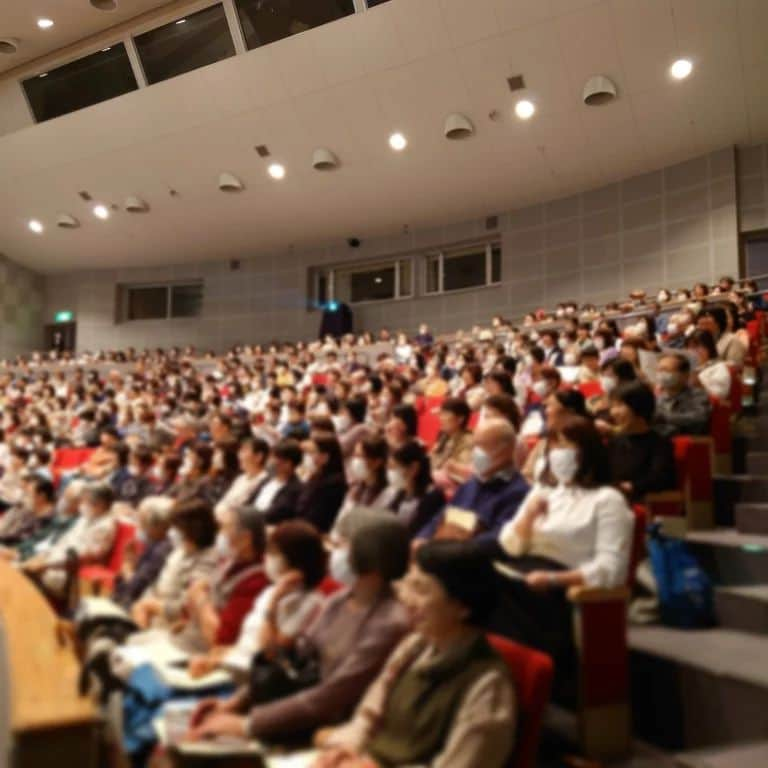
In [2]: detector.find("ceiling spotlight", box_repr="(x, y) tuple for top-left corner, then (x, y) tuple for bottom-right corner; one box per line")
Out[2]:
(93, 204), (110, 220)
(444, 113), (475, 140)
(28, 219), (43, 234)
(38, 72), (48, 78)
(268, 163), (286, 180)
(175, 18), (187, 25)
(37, 18), (55, 30)
(312, 148), (339, 171)
(389, 132), (407, 151)
(124, 196), (149, 213)
(374, 277), (383, 284)
(514, 99), (535, 120)
(218, 172), (244, 192)
(56, 214), (80, 229)
(0, 38), (20, 55)
(101, 47), (112, 52)
(583, 75), (617, 106)
(90, 0), (119, 10)
(670, 58), (693, 80)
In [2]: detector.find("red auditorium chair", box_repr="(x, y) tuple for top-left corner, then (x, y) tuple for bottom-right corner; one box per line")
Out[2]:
(488, 634), (554, 768)
(416, 395), (446, 449)
(51, 447), (96, 485)
(709, 397), (734, 475)
(79, 519), (137, 596)
(566, 504), (647, 759)
(577, 380), (603, 400)
(317, 576), (343, 596)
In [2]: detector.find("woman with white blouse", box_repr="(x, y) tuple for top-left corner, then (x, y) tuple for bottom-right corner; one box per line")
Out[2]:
(489, 415), (634, 665)
(688, 329), (732, 402)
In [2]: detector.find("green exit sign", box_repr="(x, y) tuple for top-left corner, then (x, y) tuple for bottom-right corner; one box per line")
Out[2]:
(54, 311), (74, 323)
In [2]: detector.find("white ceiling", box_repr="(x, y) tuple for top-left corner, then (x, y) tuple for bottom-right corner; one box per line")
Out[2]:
(1, 0), (767, 275)
(0, 0), (176, 75)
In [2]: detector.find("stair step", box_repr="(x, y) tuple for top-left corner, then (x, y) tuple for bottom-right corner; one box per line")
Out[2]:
(713, 476), (768, 526)
(685, 528), (768, 585)
(734, 502), (768, 535)
(715, 584), (768, 635)
(746, 452), (768, 475)
(630, 626), (768, 750)
(676, 741), (768, 768)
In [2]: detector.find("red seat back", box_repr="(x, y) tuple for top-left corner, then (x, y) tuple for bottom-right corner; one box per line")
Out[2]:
(578, 380), (603, 399)
(488, 634), (553, 768)
(107, 520), (136, 573)
(318, 576), (343, 596)
(727, 368), (742, 413)
(708, 399), (732, 456)
(52, 447), (96, 471)
(673, 435), (714, 499)
(416, 396), (445, 449)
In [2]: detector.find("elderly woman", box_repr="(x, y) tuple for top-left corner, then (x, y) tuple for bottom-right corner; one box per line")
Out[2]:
(313, 541), (516, 768)
(186, 510), (410, 745)
(113, 495), (175, 610)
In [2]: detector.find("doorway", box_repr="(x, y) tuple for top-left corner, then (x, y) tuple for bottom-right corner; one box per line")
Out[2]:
(44, 322), (77, 353)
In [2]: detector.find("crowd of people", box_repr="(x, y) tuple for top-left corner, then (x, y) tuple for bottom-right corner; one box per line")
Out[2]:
(0, 274), (762, 767)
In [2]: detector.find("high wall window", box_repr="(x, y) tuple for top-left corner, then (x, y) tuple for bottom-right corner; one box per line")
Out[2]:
(134, 4), (236, 85)
(120, 282), (204, 321)
(234, 0), (355, 51)
(312, 258), (413, 306)
(424, 243), (502, 295)
(22, 44), (138, 123)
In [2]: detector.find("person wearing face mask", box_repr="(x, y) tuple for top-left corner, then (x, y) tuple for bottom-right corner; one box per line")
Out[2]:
(247, 439), (304, 525)
(130, 499), (219, 630)
(491, 416), (633, 665)
(0, 445), (31, 509)
(214, 436), (270, 522)
(314, 541), (515, 768)
(607, 382), (676, 503)
(387, 440), (445, 537)
(295, 436), (348, 533)
(24, 483), (117, 601)
(384, 404), (418, 453)
(112, 495), (175, 610)
(334, 438), (396, 535)
(430, 398), (474, 497)
(654, 352), (711, 437)
(539, 330), (564, 366)
(415, 419), (529, 546)
(187, 510), (410, 745)
(112, 444), (155, 507)
(520, 366), (561, 438)
(188, 521), (327, 679)
(335, 397), (372, 459)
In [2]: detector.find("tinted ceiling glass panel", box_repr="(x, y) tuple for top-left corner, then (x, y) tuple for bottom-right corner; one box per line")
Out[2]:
(22, 43), (138, 123)
(235, 0), (354, 50)
(135, 4), (236, 85)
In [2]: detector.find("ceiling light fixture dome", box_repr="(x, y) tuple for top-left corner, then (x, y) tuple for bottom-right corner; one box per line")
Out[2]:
(93, 204), (110, 219)
(312, 148), (339, 171)
(670, 58), (693, 80)
(514, 99), (535, 120)
(56, 214), (80, 229)
(582, 75), (618, 106)
(0, 38), (20, 55)
(90, 1), (119, 10)
(444, 113), (475, 140)
(28, 219), (44, 234)
(389, 132), (407, 151)
(268, 163), (286, 180)
(37, 18), (55, 30)
(218, 172), (244, 192)
(124, 196), (149, 213)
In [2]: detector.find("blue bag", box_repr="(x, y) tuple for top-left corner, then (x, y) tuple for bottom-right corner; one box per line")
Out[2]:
(647, 523), (715, 629)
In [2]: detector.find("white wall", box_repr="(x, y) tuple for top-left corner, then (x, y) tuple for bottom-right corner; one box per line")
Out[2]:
(43, 146), (740, 353)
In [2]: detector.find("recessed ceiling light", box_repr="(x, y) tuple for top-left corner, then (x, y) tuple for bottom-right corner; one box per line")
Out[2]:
(0, 38), (20, 55)
(389, 132), (407, 151)
(39, 72), (48, 78)
(268, 163), (286, 180)
(175, 18), (187, 25)
(101, 47), (112, 52)
(514, 99), (535, 120)
(28, 219), (43, 234)
(374, 277), (383, 284)
(56, 214), (80, 229)
(90, 0), (119, 10)
(93, 204), (110, 220)
(670, 58), (693, 80)
(37, 18), (55, 30)
(218, 172), (244, 192)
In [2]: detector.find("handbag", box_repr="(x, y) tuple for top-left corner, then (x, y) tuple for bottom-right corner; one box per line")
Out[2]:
(248, 636), (321, 705)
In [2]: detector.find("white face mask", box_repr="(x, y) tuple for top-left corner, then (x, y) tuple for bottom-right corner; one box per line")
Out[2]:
(302, 453), (316, 474)
(472, 446), (493, 477)
(330, 546), (355, 586)
(334, 413), (351, 433)
(532, 380), (550, 398)
(264, 553), (286, 584)
(349, 456), (368, 482)
(549, 447), (579, 485)
(558, 338), (568, 350)
(658, 371), (681, 390)
(600, 376), (616, 394)
(667, 322), (679, 335)
(215, 530), (233, 558)
(387, 467), (406, 490)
